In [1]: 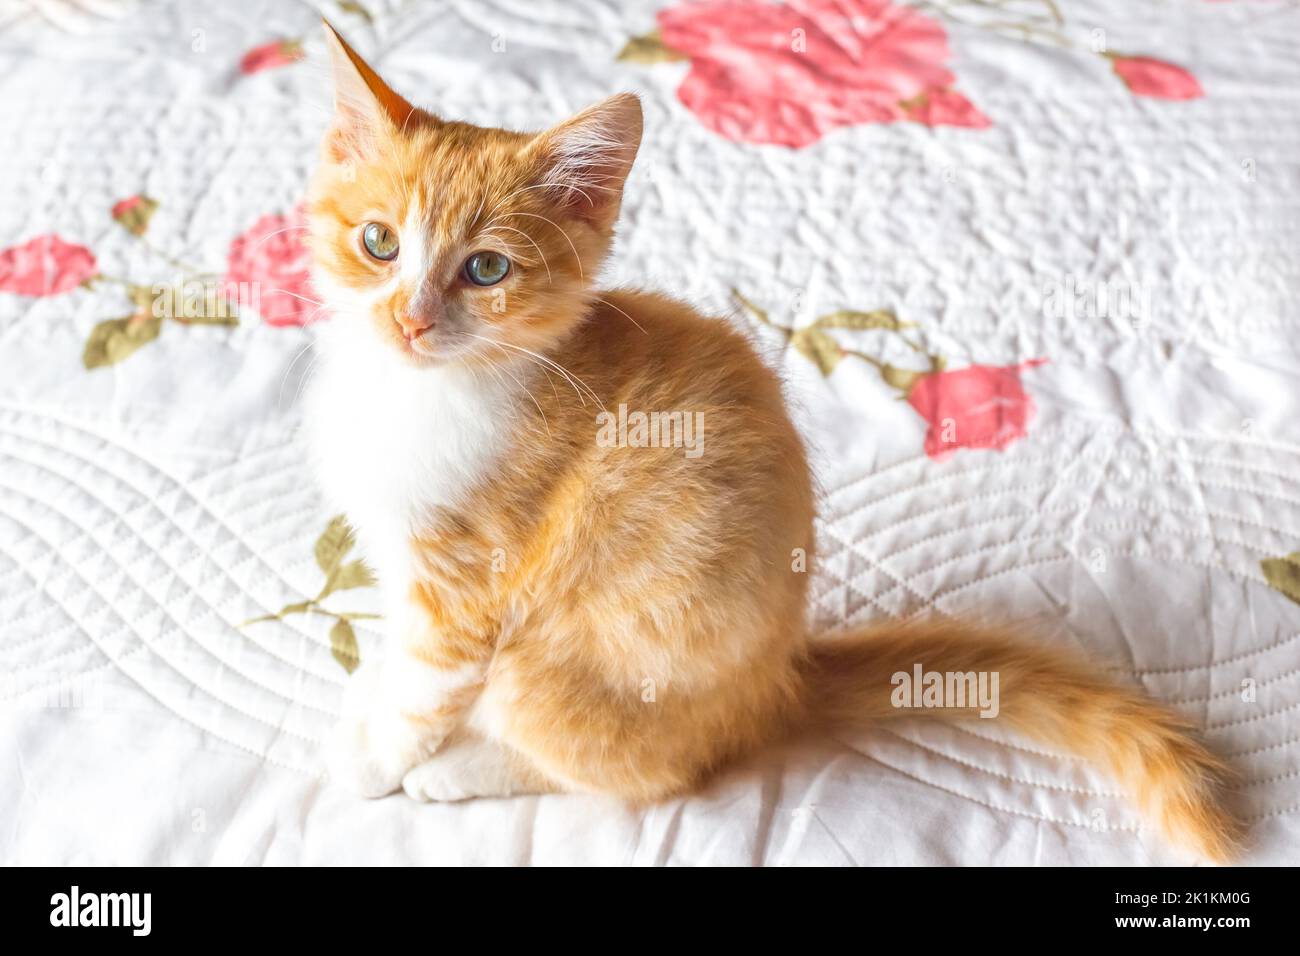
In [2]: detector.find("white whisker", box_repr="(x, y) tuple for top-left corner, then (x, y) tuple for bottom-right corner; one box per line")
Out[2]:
(277, 339), (316, 410)
(460, 332), (603, 411)
(474, 338), (553, 439)
(250, 225), (309, 254)
(593, 295), (647, 334)
(493, 212), (583, 283)
(480, 225), (552, 283)
(266, 288), (324, 307)
(291, 356), (321, 408)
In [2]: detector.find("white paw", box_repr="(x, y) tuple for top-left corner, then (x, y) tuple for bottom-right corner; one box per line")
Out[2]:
(324, 710), (428, 798)
(401, 758), (476, 803)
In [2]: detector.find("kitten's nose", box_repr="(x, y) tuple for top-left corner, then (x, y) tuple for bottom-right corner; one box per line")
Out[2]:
(396, 311), (435, 340)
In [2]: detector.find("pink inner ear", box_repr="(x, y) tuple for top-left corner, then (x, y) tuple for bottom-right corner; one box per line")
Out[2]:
(545, 152), (622, 223)
(323, 22), (418, 164)
(325, 124), (356, 164)
(535, 95), (643, 227)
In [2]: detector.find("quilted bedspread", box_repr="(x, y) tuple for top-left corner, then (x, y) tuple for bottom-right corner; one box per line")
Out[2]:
(2, 0), (1298, 866)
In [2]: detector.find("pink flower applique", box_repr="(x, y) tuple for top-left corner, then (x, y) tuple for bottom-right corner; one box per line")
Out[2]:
(0, 234), (97, 297)
(222, 208), (319, 327)
(733, 292), (1046, 460)
(622, 0), (989, 148)
(111, 194), (160, 236)
(905, 359), (1048, 460)
(1109, 54), (1204, 100)
(240, 39), (306, 75)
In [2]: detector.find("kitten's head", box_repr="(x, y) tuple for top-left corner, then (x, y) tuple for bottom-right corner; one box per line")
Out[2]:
(306, 22), (642, 366)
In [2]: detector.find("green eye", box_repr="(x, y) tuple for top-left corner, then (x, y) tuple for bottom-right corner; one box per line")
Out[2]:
(362, 222), (399, 261)
(464, 251), (510, 286)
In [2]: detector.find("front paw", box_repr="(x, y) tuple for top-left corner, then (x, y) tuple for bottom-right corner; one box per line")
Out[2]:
(324, 711), (428, 798)
(402, 757), (476, 803)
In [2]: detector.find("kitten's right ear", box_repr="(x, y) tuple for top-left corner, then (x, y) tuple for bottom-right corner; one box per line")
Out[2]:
(524, 93), (643, 231)
(321, 20), (416, 161)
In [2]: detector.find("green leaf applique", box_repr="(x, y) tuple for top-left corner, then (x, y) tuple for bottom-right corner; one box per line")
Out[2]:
(813, 309), (912, 332)
(732, 289), (942, 386)
(330, 618), (361, 674)
(111, 195), (159, 237)
(315, 514), (356, 574)
(337, 0), (372, 21)
(328, 560), (377, 594)
(617, 29), (687, 64)
(244, 515), (379, 672)
(1262, 552), (1300, 606)
(83, 312), (163, 369)
(790, 327), (844, 376)
(85, 198), (239, 370)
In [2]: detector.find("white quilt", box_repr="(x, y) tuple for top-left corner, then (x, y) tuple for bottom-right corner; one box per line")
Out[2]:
(2, 0), (1298, 865)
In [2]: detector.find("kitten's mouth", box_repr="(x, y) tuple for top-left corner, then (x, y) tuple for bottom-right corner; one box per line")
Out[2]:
(401, 330), (472, 365)
(404, 333), (442, 360)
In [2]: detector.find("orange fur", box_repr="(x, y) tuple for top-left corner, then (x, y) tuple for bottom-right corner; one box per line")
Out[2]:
(306, 22), (1242, 862)
(808, 624), (1243, 862)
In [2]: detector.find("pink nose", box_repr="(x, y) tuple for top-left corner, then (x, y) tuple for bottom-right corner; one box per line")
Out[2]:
(396, 312), (434, 339)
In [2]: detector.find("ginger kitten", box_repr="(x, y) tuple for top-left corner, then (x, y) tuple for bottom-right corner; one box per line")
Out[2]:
(303, 22), (1241, 861)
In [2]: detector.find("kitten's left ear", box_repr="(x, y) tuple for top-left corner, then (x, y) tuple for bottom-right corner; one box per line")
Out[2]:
(322, 20), (417, 160)
(526, 93), (643, 231)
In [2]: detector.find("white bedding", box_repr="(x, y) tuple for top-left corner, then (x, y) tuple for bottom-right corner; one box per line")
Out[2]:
(1, 0), (1298, 865)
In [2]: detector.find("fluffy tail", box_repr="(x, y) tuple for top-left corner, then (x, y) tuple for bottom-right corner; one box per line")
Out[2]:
(804, 620), (1242, 862)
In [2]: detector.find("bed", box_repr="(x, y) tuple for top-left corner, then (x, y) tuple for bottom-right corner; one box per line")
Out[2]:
(1, 0), (1297, 865)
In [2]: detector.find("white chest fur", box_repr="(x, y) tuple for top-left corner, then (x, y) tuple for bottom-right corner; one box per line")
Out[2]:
(302, 320), (519, 591)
